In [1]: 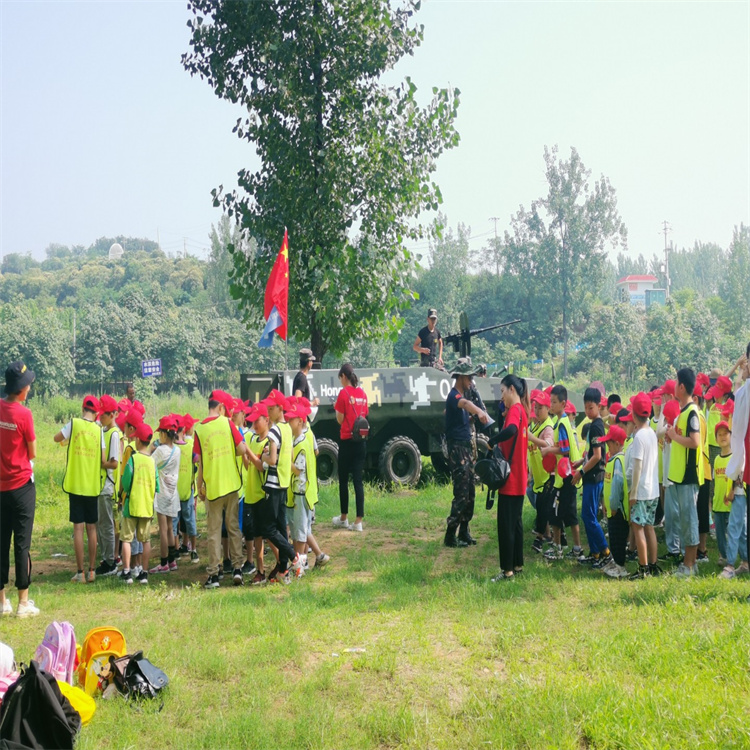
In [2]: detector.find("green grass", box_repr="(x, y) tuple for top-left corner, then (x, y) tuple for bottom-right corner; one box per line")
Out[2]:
(3, 395), (750, 749)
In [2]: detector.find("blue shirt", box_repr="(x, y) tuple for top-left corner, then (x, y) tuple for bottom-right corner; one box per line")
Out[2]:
(445, 387), (471, 441)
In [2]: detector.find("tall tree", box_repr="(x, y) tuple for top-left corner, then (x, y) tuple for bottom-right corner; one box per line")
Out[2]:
(183, 0), (460, 360)
(509, 146), (626, 376)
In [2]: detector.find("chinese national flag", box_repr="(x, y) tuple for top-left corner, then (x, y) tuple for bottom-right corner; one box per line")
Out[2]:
(262, 229), (289, 341)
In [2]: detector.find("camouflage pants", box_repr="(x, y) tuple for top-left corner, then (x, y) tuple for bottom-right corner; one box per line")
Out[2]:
(447, 441), (476, 527)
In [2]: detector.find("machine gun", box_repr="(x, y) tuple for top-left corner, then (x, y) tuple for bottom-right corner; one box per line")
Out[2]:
(444, 312), (521, 358)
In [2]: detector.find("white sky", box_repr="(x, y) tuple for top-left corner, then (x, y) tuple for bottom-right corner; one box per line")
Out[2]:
(1, 0), (748, 262)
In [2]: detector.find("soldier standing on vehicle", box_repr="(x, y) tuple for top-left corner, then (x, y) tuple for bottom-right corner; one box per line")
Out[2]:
(413, 309), (444, 369)
(445, 358), (490, 547)
(293, 348), (320, 407)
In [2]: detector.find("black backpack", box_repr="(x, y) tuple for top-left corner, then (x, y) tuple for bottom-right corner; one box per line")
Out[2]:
(475, 430), (519, 509)
(0, 660), (81, 749)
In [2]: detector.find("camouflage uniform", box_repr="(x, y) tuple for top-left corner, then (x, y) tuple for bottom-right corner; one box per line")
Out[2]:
(447, 440), (476, 527)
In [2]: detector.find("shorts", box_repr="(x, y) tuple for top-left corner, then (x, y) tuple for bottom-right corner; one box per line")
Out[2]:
(674, 483), (700, 547)
(630, 498), (658, 527)
(288, 495), (313, 543)
(242, 503), (255, 541)
(550, 481), (578, 529)
(69, 494), (98, 525)
(248, 502), (264, 540)
(120, 516), (151, 544)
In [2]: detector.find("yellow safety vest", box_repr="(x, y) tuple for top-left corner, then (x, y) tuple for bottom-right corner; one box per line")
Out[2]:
(706, 402), (723, 448)
(553, 414), (581, 489)
(287, 428), (319, 510)
(194, 416), (242, 501)
(62, 418), (104, 497)
(712, 452), (733, 513)
(275, 421), (293, 490)
(528, 416), (554, 492)
(236, 427), (246, 497)
(128, 452), (156, 518)
(667, 402), (705, 486)
(177, 437), (195, 502)
(576, 416), (591, 449)
(101, 426), (122, 496)
(698, 411), (712, 481)
(244, 432), (269, 505)
(603, 452), (629, 520)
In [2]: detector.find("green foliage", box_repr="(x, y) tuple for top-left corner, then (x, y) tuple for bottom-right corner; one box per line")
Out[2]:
(183, 0), (460, 359)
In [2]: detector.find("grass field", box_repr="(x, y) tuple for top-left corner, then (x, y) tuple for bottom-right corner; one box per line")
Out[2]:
(3, 395), (750, 749)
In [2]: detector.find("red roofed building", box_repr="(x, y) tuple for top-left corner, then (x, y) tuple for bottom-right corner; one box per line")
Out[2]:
(616, 274), (661, 307)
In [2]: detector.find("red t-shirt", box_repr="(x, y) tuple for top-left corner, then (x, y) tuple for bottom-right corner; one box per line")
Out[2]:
(0, 399), (36, 492)
(335, 386), (369, 441)
(192, 416), (243, 458)
(497, 402), (529, 497)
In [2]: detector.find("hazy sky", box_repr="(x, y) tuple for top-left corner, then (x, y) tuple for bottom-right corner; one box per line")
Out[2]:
(1, 1), (748, 263)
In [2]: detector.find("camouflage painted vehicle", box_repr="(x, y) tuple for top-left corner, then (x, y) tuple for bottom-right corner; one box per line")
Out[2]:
(241, 368), (583, 487)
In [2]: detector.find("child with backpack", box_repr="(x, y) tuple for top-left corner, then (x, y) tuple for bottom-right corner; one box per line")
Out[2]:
(149, 415), (181, 574)
(119, 423), (159, 585)
(175, 415), (199, 563)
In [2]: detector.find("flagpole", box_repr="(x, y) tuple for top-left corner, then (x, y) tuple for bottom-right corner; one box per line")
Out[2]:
(284, 226), (289, 372)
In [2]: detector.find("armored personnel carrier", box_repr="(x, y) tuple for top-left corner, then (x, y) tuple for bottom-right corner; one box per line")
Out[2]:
(241, 368), (582, 487)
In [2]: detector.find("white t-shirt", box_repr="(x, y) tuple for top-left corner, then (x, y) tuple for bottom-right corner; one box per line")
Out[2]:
(627, 426), (660, 500)
(152, 443), (180, 516)
(292, 434), (307, 496)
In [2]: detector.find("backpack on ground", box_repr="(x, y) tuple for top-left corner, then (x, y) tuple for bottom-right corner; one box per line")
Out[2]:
(34, 622), (77, 685)
(109, 651), (168, 700)
(0, 645), (18, 709)
(0, 660), (81, 749)
(77, 626), (127, 696)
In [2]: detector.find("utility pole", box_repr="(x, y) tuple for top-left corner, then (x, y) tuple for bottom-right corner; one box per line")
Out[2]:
(183, 237), (187, 258)
(489, 216), (501, 277)
(661, 220), (672, 300)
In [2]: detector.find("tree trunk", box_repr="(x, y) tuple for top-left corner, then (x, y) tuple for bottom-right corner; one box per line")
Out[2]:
(562, 305), (568, 379)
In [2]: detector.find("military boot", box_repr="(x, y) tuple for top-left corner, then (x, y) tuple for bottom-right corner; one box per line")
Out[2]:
(444, 525), (468, 548)
(458, 522), (477, 546)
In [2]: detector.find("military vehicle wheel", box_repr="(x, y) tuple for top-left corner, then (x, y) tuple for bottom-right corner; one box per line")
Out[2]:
(316, 438), (339, 485)
(378, 436), (422, 486)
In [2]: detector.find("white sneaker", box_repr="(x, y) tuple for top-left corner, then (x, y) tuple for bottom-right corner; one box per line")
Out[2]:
(1, 599), (12, 615)
(316, 553), (330, 568)
(332, 516), (350, 529)
(16, 599), (40, 618)
(674, 563), (694, 578)
(350, 522), (363, 532)
(720, 566), (736, 579)
(71, 572), (85, 583)
(133, 565), (143, 577)
(736, 562), (749, 575)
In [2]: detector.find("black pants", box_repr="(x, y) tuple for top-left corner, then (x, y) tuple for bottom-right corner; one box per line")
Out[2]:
(697, 481), (710, 535)
(447, 441), (475, 527)
(497, 494), (524, 572)
(258, 489), (295, 568)
(534, 479), (554, 535)
(608, 510), (629, 566)
(339, 439), (366, 518)
(0, 480), (35, 591)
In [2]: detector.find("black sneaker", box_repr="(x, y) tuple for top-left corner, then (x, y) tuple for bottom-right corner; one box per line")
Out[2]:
(178, 545), (190, 557)
(696, 550), (710, 564)
(241, 560), (257, 577)
(121, 569), (133, 585)
(204, 574), (220, 589)
(532, 538), (544, 554)
(628, 566), (649, 581)
(137, 571), (149, 585)
(223, 558), (232, 574)
(625, 548), (638, 562)
(648, 563), (665, 576)
(95, 560), (117, 576)
(577, 554), (598, 565)
(592, 554), (613, 570)
(560, 532), (568, 547)
(658, 551), (683, 564)
(232, 568), (243, 586)
(217, 567), (225, 581)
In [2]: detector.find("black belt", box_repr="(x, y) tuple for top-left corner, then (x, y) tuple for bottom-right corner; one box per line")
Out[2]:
(447, 439), (472, 448)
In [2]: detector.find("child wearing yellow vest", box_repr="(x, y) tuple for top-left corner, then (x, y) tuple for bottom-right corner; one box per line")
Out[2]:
(693, 390), (712, 564)
(95, 395), (122, 577)
(600, 425), (629, 578)
(528, 391), (555, 553)
(119, 422), (159, 585)
(54, 395), (106, 584)
(243, 403), (271, 583)
(174, 415), (199, 564)
(712, 421), (733, 563)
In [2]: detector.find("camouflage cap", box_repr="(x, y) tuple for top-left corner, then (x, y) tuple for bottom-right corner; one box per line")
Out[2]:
(449, 357), (478, 377)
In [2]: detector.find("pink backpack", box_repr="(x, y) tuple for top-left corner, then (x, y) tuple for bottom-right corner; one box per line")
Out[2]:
(34, 621), (77, 684)
(0, 642), (19, 706)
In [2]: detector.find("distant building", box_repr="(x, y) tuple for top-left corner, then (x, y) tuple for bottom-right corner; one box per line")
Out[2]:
(616, 274), (663, 307)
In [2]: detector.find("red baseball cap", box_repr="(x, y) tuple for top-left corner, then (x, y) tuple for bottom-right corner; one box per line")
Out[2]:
(209, 390), (234, 414)
(662, 400), (681, 423)
(82, 394), (100, 413)
(125, 410), (144, 429)
(603, 425), (627, 445)
(266, 389), (288, 408)
(119, 397), (133, 412)
(607, 402), (623, 416)
(715, 376), (732, 395)
(662, 380), (676, 396)
(631, 392), (652, 418)
(531, 391), (551, 408)
(617, 408), (633, 423)
(703, 386), (715, 401)
(696, 372), (710, 388)
(246, 402), (269, 421)
(599, 395), (608, 409)
(115, 411), (128, 432)
(652, 397), (662, 407)
(284, 408), (304, 422)
(714, 420), (732, 436)
(564, 401), (577, 415)
(158, 414), (179, 432)
(131, 400), (146, 416)
(557, 457), (572, 479)
(181, 413), (198, 430)
(542, 454), (557, 474)
(99, 394), (119, 413)
(134, 422), (153, 442)
(720, 400), (735, 417)
(543, 385), (553, 396)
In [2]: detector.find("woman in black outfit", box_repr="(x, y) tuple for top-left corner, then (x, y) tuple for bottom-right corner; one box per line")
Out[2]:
(332, 363), (369, 531)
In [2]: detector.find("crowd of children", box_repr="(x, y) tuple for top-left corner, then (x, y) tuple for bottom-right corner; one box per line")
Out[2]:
(527, 357), (749, 580)
(54, 386), (330, 588)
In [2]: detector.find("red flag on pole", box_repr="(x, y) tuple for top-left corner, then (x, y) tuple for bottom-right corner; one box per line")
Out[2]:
(263, 229), (289, 341)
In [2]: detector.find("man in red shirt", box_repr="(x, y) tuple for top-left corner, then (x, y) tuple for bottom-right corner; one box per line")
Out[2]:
(0, 361), (39, 617)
